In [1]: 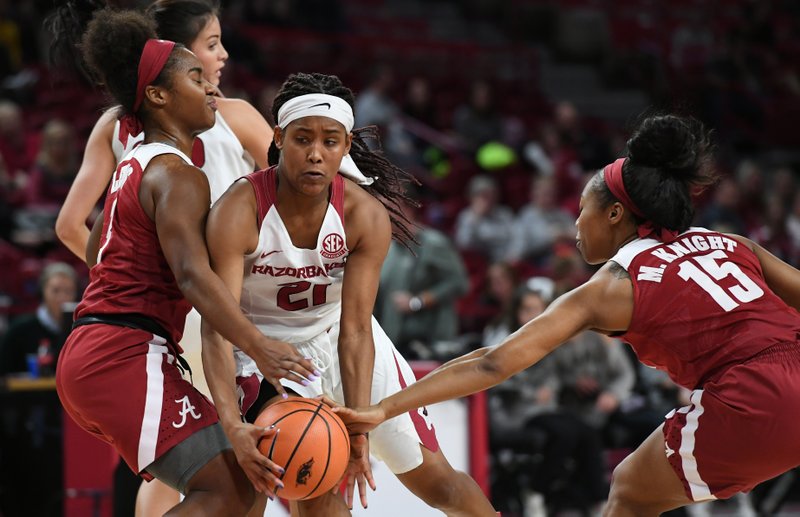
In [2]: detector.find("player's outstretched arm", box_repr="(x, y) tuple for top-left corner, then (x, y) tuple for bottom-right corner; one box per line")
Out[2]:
(334, 265), (632, 429)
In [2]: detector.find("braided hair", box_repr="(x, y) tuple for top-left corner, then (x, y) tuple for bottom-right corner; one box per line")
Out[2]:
(269, 72), (419, 246)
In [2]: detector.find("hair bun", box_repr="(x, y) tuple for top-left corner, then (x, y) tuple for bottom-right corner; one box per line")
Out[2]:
(627, 115), (709, 178)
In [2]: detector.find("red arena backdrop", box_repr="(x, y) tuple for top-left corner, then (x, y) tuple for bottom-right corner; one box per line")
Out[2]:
(61, 360), (490, 517)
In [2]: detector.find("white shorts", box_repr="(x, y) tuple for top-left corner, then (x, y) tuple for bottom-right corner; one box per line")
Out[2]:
(234, 316), (439, 474)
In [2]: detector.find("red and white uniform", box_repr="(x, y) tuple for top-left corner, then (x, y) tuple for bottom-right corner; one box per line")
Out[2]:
(57, 143), (218, 477)
(112, 111), (253, 204)
(234, 167), (439, 474)
(611, 227), (800, 500)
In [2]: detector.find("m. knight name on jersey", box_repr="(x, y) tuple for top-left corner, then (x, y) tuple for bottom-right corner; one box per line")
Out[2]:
(636, 233), (740, 284)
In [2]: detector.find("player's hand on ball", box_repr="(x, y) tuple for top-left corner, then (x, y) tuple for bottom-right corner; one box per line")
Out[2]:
(324, 399), (386, 435)
(253, 337), (318, 397)
(338, 433), (376, 509)
(227, 422), (286, 498)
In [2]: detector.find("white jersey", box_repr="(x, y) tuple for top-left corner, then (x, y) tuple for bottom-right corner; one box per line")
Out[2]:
(112, 110), (254, 203)
(239, 167), (348, 343)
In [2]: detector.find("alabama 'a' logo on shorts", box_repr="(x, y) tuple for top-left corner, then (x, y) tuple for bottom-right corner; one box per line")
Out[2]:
(172, 395), (202, 428)
(321, 233), (346, 259)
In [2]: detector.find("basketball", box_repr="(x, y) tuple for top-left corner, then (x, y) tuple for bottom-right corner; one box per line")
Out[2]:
(255, 397), (350, 501)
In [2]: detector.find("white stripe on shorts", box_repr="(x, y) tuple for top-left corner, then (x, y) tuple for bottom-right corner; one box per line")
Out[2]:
(137, 337), (169, 471)
(679, 389), (716, 501)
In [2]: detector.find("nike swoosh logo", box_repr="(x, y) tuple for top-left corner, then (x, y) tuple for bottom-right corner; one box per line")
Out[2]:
(260, 250), (283, 259)
(309, 102), (331, 109)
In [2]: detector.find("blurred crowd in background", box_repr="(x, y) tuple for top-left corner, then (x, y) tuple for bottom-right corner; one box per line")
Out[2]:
(1, 0), (799, 515)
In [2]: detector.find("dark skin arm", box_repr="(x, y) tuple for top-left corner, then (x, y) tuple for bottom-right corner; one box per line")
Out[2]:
(137, 156), (315, 388)
(200, 180), (294, 497)
(335, 181), (389, 508)
(332, 262), (635, 432)
(86, 212), (104, 267)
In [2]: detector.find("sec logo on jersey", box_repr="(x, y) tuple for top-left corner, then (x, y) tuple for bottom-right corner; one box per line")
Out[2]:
(321, 233), (346, 259)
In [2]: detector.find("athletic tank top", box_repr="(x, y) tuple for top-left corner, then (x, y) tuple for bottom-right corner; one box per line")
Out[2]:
(239, 167), (348, 342)
(76, 143), (194, 346)
(610, 227), (800, 389)
(112, 110), (253, 203)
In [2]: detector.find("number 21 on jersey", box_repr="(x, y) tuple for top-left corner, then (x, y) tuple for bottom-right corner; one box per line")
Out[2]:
(677, 250), (764, 311)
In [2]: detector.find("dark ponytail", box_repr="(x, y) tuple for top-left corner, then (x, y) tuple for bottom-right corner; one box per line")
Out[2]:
(45, 0), (108, 81)
(595, 114), (716, 233)
(145, 0), (219, 46)
(46, 0), (216, 82)
(269, 72), (419, 246)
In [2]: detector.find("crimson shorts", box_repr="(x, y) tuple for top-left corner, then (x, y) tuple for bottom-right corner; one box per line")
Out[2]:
(56, 324), (219, 479)
(663, 341), (800, 501)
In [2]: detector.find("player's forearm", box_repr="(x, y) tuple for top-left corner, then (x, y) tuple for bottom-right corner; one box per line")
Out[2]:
(200, 323), (244, 429)
(177, 266), (269, 356)
(379, 353), (503, 420)
(338, 330), (375, 408)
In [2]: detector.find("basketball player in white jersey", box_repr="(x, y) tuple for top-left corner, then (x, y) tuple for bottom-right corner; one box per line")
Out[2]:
(201, 72), (497, 516)
(52, 0), (271, 259)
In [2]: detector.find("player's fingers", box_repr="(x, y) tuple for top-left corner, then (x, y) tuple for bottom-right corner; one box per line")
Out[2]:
(345, 473), (356, 509)
(316, 395), (340, 409)
(256, 453), (285, 478)
(281, 357), (318, 381)
(283, 371), (312, 386)
(365, 467), (377, 491)
(357, 474), (368, 508)
(267, 378), (290, 399)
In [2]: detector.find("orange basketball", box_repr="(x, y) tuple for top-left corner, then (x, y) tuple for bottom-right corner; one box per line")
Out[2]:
(255, 397), (350, 501)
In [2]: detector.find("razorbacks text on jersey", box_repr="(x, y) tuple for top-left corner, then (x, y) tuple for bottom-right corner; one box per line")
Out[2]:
(238, 166), (348, 344)
(611, 227), (800, 389)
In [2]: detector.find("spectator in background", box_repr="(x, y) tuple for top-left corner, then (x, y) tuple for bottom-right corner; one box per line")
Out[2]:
(354, 64), (397, 130)
(508, 175), (575, 265)
(735, 159), (765, 232)
(0, 262), (77, 376)
(0, 100), (36, 188)
(696, 175), (746, 234)
(375, 189), (469, 358)
(402, 76), (439, 130)
(452, 79), (504, 155)
(22, 119), (76, 208)
(750, 192), (792, 262)
(454, 174), (514, 262)
(553, 100), (612, 172)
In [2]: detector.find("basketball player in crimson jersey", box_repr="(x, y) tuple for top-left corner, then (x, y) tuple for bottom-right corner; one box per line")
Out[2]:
(200, 72), (497, 516)
(55, 10), (314, 515)
(333, 114), (800, 516)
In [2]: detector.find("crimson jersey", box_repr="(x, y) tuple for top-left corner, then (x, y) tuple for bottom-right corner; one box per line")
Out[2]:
(76, 143), (192, 346)
(611, 227), (800, 389)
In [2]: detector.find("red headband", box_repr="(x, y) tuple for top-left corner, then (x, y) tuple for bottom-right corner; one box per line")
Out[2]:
(133, 39), (176, 112)
(603, 157), (678, 243)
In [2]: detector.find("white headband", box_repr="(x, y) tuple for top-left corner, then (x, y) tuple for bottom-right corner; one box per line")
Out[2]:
(276, 94), (374, 185)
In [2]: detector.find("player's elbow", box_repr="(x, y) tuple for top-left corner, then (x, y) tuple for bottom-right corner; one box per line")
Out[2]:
(476, 354), (511, 384)
(55, 212), (77, 245)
